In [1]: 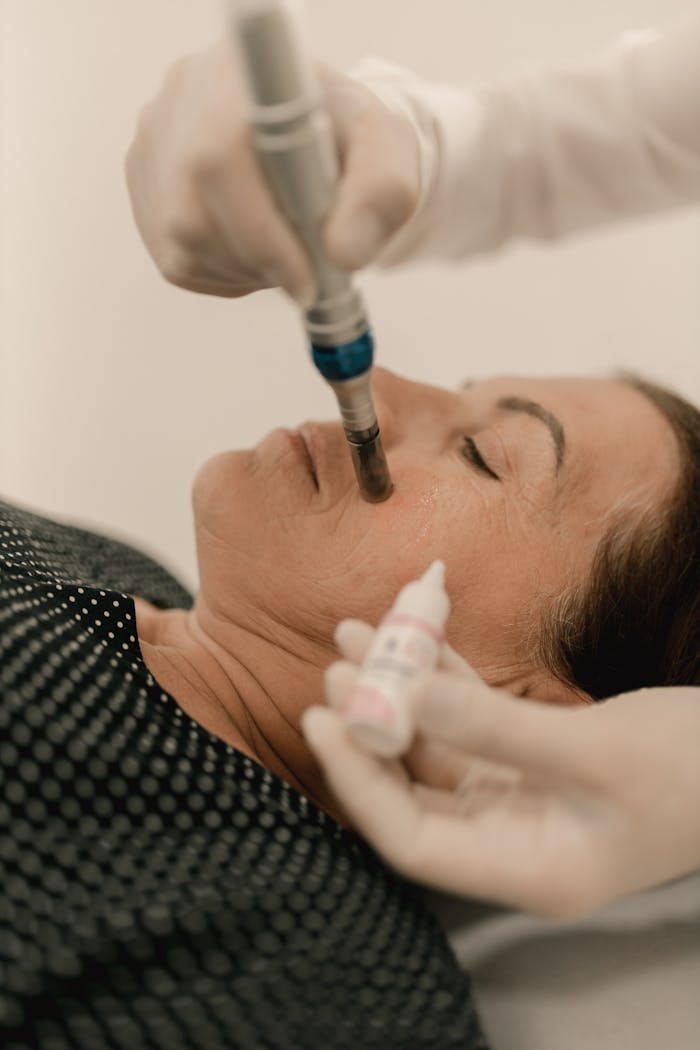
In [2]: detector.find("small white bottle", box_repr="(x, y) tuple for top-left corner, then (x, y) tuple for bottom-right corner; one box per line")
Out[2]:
(344, 561), (450, 757)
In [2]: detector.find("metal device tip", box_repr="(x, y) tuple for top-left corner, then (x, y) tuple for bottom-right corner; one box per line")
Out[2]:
(348, 432), (394, 503)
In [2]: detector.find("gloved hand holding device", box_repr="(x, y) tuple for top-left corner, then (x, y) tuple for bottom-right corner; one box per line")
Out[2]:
(125, 41), (420, 305)
(303, 618), (700, 920)
(126, 12), (700, 300)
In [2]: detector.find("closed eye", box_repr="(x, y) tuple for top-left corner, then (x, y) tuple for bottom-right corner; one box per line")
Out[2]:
(461, 436), (501, 480)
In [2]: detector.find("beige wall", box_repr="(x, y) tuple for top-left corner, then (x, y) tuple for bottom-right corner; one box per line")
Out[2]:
(2, 0), (698, 590)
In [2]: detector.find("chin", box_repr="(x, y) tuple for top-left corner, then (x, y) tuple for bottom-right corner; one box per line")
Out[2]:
(190, 449), (260, 540)
(192, 449), (310, 572)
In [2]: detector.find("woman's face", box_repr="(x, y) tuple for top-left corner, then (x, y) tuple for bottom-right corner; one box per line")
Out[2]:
(192, 369), (678, 700)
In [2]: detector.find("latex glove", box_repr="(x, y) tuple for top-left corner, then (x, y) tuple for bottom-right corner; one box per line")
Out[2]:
(125, 41), (420, 302)
(302, 619), (700, 920)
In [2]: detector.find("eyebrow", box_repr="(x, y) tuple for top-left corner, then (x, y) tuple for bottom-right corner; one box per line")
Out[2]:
(496, 396), (566, 470)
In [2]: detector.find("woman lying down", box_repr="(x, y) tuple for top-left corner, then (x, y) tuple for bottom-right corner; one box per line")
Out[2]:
(1, 367), (698, 1050)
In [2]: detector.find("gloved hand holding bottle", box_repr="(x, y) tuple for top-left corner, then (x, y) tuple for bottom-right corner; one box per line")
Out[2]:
(302, 617), (700, 920)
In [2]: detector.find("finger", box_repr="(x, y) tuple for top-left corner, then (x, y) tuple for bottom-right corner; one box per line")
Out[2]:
(413, 671), (597, 784)
(324, 660), (360, 712)
(302, 706), (423, 853)
(203, 136), (317, 307)
(324, 108), (419, 270)
(385, 801), (596, 918)
(302, 708), (580, 914)
(402, 735), (473, 792)
(403, 733), (515, 796)
(334, 619), (375, 663)
(411, 783), (465, 815)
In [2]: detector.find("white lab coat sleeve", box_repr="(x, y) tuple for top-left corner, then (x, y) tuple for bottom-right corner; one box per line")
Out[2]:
(349, 11), (700, 266)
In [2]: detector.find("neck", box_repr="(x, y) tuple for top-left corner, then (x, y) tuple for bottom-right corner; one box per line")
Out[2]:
(133, 594), (347, 825)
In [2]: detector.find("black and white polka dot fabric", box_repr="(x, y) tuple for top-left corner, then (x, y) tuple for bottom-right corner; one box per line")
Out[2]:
(0, 500), (487, 1050)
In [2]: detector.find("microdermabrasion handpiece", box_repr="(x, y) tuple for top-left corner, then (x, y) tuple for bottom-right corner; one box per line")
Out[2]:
(230, 0), (393, 502)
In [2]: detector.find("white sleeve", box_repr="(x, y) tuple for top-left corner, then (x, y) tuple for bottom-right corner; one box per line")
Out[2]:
(350, 11), (700, 265)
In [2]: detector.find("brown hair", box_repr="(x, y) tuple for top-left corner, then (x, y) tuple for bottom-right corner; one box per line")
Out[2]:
(541, 375), (700, 700)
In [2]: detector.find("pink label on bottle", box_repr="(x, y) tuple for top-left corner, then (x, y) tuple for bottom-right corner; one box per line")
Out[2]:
(381, 613), (444, 644)
(345, 686), (397, 726)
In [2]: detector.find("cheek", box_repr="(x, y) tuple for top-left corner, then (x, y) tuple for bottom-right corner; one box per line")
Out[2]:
(370, 475), (441, 549)
(315, 472), (451, 623)
(352, 472), (471, 598)
(443, 510), (571, 665)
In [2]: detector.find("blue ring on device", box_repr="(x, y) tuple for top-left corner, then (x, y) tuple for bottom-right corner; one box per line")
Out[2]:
(310, 330), (374, 381)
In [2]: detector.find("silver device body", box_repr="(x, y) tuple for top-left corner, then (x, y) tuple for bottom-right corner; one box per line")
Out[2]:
(230, 0), (393, 501)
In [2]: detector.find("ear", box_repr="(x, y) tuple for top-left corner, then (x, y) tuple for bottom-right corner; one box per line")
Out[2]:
(515, 671), (593, 707)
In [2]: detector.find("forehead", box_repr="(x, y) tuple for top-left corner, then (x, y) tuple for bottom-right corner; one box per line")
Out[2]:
(466, 374), (679, 505)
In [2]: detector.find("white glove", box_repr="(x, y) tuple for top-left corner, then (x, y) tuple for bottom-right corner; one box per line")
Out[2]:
(303, 619), (700, 920)
(125, 42), (421, 302)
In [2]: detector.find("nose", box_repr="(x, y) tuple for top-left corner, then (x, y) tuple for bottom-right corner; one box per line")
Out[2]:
(370, 367), (458, 449)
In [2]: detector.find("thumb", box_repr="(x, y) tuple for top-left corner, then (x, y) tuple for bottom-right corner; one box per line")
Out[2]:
(323, 107), (419, 271)
(413, 670), (593, 783)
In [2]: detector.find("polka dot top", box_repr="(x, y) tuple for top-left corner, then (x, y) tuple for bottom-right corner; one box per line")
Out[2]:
(0, 499), (487, 1050)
